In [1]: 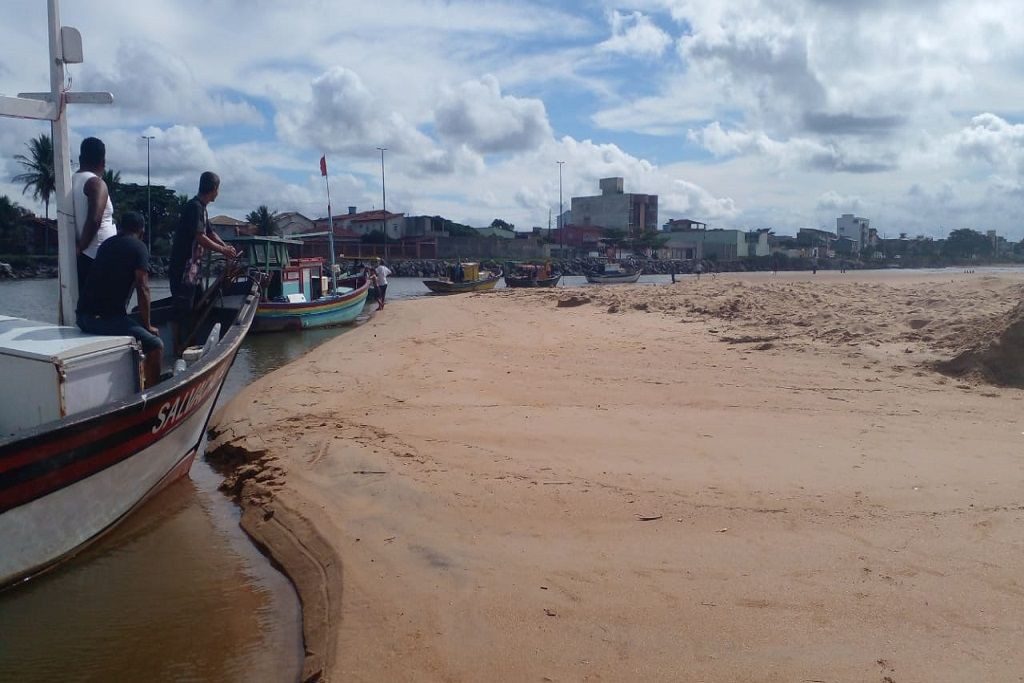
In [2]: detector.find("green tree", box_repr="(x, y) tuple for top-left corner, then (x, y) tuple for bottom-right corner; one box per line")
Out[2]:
(490, 218), (514, 231)
(12, 134), (55, 219)
(102, 169), (122, 194)
(246, 205), (278, 236)
(941, 228), (991, 260)
(602, 228), (627, 258)
(630, 230), (669, 255)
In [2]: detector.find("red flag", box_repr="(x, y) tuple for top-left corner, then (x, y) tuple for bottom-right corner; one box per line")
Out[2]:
(319, 155), (327, 176)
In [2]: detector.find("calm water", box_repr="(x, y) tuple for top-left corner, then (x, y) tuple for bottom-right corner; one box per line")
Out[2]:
(0, 277), (425, 683)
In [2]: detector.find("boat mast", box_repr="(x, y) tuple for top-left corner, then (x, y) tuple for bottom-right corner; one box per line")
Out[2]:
(321, 155), (337, 292)
(0, 0), (112, 324)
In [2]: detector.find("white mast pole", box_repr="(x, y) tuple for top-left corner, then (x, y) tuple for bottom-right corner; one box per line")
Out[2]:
(323, 158), (337, 292)
(0, 1), (112, 324)
(48, 0), (77, 325)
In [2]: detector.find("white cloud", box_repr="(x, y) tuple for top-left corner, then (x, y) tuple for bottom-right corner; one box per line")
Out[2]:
(599, 11), (672, 58)
(434, 76), (552, 154)
(80, 41), (262, 127)
(276, 67), (435, 157)
(954, 113), (1024, 173)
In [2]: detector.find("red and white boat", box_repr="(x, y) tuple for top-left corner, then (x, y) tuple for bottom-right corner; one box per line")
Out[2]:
(0, 1), (259, 588)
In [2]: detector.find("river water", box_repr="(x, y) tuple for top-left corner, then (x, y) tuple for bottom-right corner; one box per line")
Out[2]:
(0, 273), (681, 681)
(0, 277), (426, 683)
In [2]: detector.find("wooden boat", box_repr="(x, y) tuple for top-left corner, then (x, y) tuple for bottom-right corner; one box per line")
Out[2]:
(422, 262), (502, 294)
(0, 5), (260, 588)
(227, 237), (370, 332)
(585, 262), (642, 284)
(504, 262), (561, 288)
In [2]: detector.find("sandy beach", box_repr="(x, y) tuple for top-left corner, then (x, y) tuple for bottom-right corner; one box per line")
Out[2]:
(210, 270), (1024, 682)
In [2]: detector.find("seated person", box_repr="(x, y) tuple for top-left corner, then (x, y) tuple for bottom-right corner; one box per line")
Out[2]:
(76, 211), (163, 388)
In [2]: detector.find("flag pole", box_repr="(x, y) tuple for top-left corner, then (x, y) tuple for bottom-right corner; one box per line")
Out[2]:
(321, 155), (337, 293)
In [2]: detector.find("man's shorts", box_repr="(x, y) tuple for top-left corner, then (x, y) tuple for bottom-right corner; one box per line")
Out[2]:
(170, 277), (202, 315)
(77, 312), (164, 353)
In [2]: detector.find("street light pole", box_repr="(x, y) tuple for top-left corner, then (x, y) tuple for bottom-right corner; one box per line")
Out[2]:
(556, 160), (565, 255)
(377, 146), (388, 260)
(141, 134), (154, 252)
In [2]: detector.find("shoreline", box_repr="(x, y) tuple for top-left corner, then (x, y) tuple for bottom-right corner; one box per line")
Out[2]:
(210, 270), (1024, 681)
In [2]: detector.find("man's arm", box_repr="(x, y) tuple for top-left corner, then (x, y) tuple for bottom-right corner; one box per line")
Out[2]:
(197, 233), (237, 257)
(134, 268), (156, 334)
(77, 176), (108, 253)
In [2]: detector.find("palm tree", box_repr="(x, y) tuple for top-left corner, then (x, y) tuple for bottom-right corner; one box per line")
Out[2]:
(12, 134), (55, 219)
(102, 168), (122, 192)
(246, 205), (278, 236)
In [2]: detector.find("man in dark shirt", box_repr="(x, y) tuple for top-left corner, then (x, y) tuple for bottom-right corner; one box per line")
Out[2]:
(168, 171), (237, 353)
(77, 211), (163, 388)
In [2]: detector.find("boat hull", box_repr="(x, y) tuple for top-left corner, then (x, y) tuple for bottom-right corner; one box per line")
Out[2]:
(585, 271), (642, 284)
(252, 282), (370, 332)
(422, 272), (502, 294)
(504, 274), (561, 288)
(0, 287), (259, 588)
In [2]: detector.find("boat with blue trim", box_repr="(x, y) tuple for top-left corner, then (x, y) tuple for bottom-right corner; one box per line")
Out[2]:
(227, 236), (370, 332)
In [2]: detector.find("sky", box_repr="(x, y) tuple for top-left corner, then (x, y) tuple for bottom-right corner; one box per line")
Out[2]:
(1, 0), (1023, 238)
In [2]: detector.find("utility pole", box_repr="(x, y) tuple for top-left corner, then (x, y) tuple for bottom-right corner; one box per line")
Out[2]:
(141, 135), (154, 252)
(556, 160), (565, 256)
(377, 147), (388, 260)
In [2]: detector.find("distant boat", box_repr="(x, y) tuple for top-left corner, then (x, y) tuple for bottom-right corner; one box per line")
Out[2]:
(227, 236), (369, 332)
(423, 262), (502, 294)
(504, 262), (561, 288)
(585, 262), (642, 284)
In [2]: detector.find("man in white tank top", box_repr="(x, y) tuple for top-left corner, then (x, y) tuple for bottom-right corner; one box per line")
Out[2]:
(73, 137), (117, 292)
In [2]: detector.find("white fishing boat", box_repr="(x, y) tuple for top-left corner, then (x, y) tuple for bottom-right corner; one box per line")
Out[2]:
(0, 1), (259, 588)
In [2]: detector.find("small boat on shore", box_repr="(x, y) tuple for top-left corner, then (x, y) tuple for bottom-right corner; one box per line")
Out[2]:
(423, 262), (502, 294)
(227, 237), (369, 332)
(504, 262), (561, 288)
(0, 5), (260, 588)
(585, 262), (642, 284)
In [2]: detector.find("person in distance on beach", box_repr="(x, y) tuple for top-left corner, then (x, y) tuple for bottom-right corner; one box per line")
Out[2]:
(373, 257), (392, 310)
(168, 171), (238, 354)
(73, 137), (117, 293)
(76, 211), (163, 387)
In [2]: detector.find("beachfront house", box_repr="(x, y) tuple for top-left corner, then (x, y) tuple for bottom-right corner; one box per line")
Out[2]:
(209, 215), (256, 240)
(274, 212), (316, 237)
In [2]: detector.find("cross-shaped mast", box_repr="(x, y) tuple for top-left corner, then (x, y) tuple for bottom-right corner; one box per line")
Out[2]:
(0, 0), (113, 324)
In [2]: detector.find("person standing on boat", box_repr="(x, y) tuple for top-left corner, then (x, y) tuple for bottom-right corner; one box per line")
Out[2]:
(76, 212), (163, 387)
(73, 137), (117, 292)
(373, 257), (392, 310)
(168, 171), (238, 352)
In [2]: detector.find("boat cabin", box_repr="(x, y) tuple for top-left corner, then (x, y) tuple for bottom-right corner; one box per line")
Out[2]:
(228, 236), (330, 303)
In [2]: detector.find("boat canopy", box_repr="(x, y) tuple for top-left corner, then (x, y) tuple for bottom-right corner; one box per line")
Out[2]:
(226, 236), (302, 271)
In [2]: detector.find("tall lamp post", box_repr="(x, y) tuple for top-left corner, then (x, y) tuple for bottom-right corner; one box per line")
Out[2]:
(141, 134), (154, 252)
(377, 146), (388, 260)
(556, 160), (565, 255)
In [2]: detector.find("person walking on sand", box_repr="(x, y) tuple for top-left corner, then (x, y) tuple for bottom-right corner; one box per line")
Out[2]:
(695, 262), (704, 280)
(373, 257), (392, 310)
(73, 137), (117, 292)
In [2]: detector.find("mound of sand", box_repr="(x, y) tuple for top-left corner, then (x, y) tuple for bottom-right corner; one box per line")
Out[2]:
(936, 301), (1024, 386)
(508, 276), (1024, 386)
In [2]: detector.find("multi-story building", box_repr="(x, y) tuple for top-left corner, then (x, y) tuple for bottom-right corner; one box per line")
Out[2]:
(836, 214), (870, 251)
(570, 177), (658, 236)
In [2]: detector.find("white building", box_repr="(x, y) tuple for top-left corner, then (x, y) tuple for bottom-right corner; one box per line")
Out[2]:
(836, 214), (870, 251)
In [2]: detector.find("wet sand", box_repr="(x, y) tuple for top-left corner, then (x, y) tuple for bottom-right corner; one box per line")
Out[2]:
(211, 270), (1024, 682)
